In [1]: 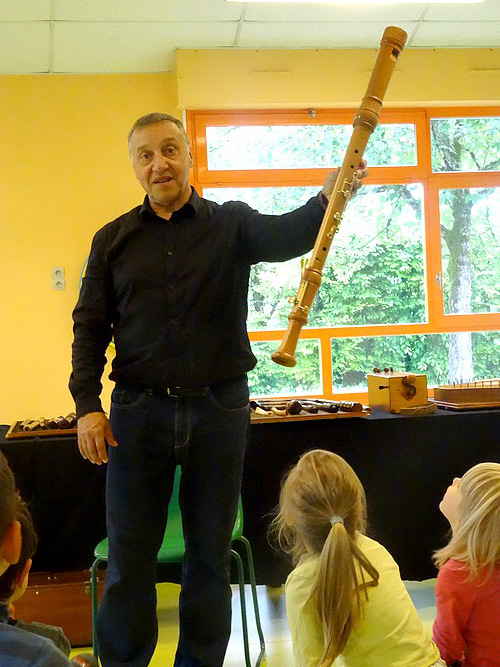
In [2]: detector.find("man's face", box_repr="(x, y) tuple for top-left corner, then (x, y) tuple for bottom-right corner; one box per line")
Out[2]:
(129, 121), (193, 212)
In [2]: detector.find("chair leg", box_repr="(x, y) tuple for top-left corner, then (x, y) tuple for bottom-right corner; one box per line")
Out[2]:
(91, 546), (266, 666)
(236, 536), (266, 666)
(90, 558), (103, 659)
(231, 549), (252, 667)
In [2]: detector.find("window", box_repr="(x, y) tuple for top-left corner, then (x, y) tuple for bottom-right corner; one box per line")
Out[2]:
(186, 108), (500, 401)
(205, 122), (416, 171)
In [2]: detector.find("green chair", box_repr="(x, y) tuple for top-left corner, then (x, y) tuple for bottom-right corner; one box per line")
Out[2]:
(91, 467), (266, 666)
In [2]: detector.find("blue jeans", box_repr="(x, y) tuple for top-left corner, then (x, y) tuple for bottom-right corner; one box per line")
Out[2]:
(97, 376), (250, 667)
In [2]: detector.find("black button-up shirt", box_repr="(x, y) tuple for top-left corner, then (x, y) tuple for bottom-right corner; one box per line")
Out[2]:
(70, 188), (325, 417)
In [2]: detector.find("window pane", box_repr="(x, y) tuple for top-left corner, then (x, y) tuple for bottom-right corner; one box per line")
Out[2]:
(248, 340), (321, 397)
(364, 123), (416, 167)
(206, 123), (415, 171)
(203, 186), (317, 212)
(204, 184), (426, 329)
(431, 117), (500, 172)
(203, 186), (316, 331)
(310, 184), (426, 326)
(440, 187), (500, 315)
(331, 331), (499, 392)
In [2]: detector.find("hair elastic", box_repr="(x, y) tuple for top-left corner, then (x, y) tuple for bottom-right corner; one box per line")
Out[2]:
(330, 515), (344, 526)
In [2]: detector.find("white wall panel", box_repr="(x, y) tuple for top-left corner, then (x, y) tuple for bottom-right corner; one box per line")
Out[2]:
(426, 0), (500, 21)
(54, 0), (242, 22)
(0, 22), (50, 73)
(53, 21), (237, 73)
(245, 4), (425, 22)
(0, 0), (50, 21)
(414, 21), (500, 47)
(239, 21), (417, 49)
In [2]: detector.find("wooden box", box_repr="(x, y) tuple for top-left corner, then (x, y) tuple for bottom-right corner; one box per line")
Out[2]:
(12, 571), (104, 648)
(367, 371), (428, 414)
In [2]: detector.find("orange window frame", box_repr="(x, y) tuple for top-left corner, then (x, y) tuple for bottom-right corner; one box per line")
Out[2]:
(186, 107), (500, 401)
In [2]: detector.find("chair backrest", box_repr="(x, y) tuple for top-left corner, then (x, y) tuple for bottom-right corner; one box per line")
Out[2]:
(158, 466), (184, 561)
(165, 465), (183, 535)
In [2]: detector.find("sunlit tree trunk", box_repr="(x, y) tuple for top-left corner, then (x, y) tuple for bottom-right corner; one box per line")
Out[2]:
(449, 332), (474, 382)
(442, 188), (475, 382)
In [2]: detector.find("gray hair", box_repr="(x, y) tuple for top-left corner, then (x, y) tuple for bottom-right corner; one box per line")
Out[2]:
(127, 112), (190, 147)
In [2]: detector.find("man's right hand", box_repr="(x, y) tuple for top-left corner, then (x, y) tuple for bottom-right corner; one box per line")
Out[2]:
(77, 412), (118, 465)
(321, 159), (368, 200)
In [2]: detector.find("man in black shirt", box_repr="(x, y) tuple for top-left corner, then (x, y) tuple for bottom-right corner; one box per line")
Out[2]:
(70, 112), (367, 667)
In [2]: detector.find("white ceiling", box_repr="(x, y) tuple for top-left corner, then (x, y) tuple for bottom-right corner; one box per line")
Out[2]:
(1, 0), (499, 74)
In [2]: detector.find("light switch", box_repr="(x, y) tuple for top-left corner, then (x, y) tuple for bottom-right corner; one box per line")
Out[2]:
(52, 267), (66, 291)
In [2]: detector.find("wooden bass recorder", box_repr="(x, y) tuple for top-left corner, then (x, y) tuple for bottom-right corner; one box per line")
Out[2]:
(272, 26), (407, 368)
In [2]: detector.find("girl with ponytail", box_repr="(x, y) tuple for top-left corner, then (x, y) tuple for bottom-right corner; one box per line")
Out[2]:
(271, 449), (443, 666)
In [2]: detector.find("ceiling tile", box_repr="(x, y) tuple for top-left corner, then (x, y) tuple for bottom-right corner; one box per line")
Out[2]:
(0, 0), (50, 21)
(413, 21), (500, 47)
(425, 0), (500, 21)
(245, 4), (425, 22)
(55, 0), (242, 21)
(53, 22), (237, 73)
(238, 21), (417, 49)
(0, 22), (50, 73)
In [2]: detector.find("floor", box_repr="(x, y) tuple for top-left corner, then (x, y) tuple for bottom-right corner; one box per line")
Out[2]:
(71, 578), (438, 666)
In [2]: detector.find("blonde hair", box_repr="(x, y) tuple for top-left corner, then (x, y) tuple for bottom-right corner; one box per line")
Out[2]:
(433, 462), (500, 581)
(270, 450), (379, 666)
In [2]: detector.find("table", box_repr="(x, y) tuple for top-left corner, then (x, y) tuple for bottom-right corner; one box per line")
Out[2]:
(1, 407), (498, 584)
(0, 427), (106, 572)
(241, 407), (500, 584)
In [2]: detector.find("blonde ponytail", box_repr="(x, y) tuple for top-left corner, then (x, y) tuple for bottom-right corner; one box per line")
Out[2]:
(270, 449), (379, 665)
(313, 522), (379, 665)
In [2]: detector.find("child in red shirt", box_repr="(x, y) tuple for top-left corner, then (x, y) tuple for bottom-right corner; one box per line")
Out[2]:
(433, 462), (500, 667)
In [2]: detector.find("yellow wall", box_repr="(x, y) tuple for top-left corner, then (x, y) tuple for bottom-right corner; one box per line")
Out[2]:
(177, 48), (500, 108)
(0, 73), (178, 424)
(0, 48), (499, 425)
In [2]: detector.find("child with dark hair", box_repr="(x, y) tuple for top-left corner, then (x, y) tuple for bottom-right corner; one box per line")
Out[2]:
(0, 452), (69, 666)
(0, 502), (38, 602)
(0, 502), (71, 656)
(0, 453), (96, 667)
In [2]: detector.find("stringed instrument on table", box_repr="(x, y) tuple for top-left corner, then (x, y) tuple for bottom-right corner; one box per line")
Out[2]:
(433, 379), (500, 410)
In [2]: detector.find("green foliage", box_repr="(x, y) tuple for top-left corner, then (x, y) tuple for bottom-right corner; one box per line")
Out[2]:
(471, 331), (500, 378)
(440, 187), (500, 314)
(248, 340), (321, 396)
(364, 123), (415, 166)
(431, 117), (500, 172)
(332, 331), (499, 391)
(205, 115), (499, 394)
(206, 125), (350, 170)
(207, 123), (415, 170)
(332, 334), (451, 390)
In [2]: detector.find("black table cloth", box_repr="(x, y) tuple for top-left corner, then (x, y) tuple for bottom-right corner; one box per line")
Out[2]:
(1, 407), (498, 584)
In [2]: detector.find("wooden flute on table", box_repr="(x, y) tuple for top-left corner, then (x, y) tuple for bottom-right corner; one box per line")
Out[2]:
(272, 26), (407, 368)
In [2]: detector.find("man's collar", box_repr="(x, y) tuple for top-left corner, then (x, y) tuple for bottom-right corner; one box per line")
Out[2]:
(139, 187), (201, 219)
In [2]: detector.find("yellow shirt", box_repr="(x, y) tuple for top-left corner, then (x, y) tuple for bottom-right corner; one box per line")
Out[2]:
(285, 533), (441, 667)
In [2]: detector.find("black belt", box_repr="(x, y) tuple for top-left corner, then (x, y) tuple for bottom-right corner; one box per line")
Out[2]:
(144, 386), (210, 398)
(125, 374), (246, 399)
